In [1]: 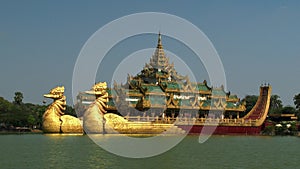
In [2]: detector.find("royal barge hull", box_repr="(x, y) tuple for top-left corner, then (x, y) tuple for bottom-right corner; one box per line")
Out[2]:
(177, 125), (263, 135)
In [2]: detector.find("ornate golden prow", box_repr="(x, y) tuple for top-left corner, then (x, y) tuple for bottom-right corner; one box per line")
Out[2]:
(42, 86), (66, 133)
(44, 86), (65, 99)
(42, 86), (83, 133)
(242, 85), (272, 126)
(83, 82), (109, 133)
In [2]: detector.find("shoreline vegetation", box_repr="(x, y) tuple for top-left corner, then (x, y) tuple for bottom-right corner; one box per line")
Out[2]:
(1, 92), (300, 136)
(0, 92), (76, 133)
(0, 129), (43, 134)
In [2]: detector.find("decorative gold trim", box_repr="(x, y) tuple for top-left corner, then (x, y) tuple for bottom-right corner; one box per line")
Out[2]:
(242, 85), (272, 126)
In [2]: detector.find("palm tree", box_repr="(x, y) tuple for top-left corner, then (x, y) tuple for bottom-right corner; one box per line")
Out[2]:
(270, 95), (283, 110)
(293, 93), (300, 110)
(13, 92), (23, 105)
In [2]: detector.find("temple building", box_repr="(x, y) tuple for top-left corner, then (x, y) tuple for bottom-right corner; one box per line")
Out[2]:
(76, 33), (246, 120)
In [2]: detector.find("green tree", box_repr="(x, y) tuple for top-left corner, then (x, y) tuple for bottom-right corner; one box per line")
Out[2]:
(0, 97), (13, 124)
(293, 94), (300, 119)
(8, 103), (23, 126)
(13, 92), (23, 105)
(269, 95), (283, 114)
(27, 114), (36, 128)
(270, 95), (283, 110)
(34, 105), (47, 128)
(241, 95), (258, 114)
(0, 97), (12, 114)
(281, 106), (296, 114)
(294, 93), (300, 110)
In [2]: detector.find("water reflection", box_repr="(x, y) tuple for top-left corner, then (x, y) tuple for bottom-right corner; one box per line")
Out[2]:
(0, 134), (300, 169)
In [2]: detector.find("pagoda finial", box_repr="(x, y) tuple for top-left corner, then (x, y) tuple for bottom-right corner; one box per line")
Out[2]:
(157, 32), (163, 49)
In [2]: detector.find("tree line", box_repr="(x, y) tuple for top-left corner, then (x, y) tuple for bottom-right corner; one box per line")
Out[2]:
(0, 92), (76, 130)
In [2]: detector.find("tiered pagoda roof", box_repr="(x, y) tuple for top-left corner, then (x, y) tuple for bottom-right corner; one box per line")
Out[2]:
(105, 33), (246, 113)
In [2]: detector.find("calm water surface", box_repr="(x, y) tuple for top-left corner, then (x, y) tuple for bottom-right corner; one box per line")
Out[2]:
(0, 134), (299, 169)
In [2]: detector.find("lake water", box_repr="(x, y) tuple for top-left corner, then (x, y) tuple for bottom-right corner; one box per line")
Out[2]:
(0, 134), (299, 169)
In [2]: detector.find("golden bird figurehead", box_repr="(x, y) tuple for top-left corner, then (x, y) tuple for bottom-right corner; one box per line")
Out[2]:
(44, 86), (65, 99)
(85, 82), (107, 95)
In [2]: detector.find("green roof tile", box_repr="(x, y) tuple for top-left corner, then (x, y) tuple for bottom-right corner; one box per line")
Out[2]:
(212, 89), (226, 96)
(142, 85), (163, 92)
(179, 99), (192, 106)
(149, 96), (166, 105)
(202, 100), (211, 107)
(166, 82), (182, 90)
(226, 102), (237, 108)
(197, 84), (209, 91)
(107, 89), (117, 96)
(228, 95), (238, 99)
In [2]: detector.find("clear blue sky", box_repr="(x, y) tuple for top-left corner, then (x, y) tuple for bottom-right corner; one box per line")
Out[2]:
(1, 0), (300, 106)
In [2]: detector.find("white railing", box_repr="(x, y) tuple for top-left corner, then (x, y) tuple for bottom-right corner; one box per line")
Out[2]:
(123, 116), (258, 126)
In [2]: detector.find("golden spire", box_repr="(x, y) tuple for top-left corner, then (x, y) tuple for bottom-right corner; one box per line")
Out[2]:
(141, 32), (181, 79)
(157, 32), (163, 49)
(148, 32), (168, 69)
